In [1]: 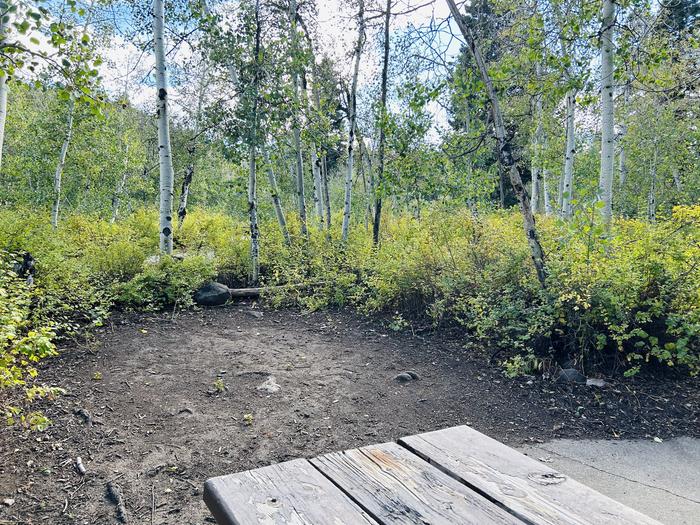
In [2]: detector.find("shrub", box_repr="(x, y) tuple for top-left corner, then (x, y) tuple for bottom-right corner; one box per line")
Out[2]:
(114, 255), (216, 310)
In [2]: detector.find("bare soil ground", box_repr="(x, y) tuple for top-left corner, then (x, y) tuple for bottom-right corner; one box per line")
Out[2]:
(1, 305), (698, 524)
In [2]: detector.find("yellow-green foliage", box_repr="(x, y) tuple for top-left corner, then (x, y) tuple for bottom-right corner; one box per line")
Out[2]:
(260, 206), (700, 375)
(0, 254), (57, 390)
(0, 203), (698, 398)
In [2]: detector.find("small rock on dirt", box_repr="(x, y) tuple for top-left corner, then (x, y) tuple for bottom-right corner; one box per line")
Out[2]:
(194, 282), (230, 306)
(554, 368), (586, 384)
(2, 498), (15, 507)
(256, 376), (281, 393)
(245, 309), (263, 319)
(394, 372), (415, 383)
(586, 378), (608, 388)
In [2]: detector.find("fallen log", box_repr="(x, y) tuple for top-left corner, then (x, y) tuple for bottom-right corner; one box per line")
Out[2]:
(228, 282), (322, 298)
(194, 281), (323, 306)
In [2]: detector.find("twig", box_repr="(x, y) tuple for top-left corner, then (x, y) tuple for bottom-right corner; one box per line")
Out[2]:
(106, 482), (128, 523)
(150, 484), (155, 525)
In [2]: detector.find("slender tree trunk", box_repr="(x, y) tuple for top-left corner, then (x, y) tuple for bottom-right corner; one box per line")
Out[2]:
(672, 166), (682, 191)
(648, 143), (657, 223)
(0, 4), (9, 172)
(304, 74), (324, 228)
(177, 159), (194, 228)
(111, 143), (130, 223)
(618, 81), (630, 187)
(322, 154), (331, 235)
(357, 129), (373, 230)
(0, 72), (7, 172)
(248, 149), (259, 282)
(50, 2), (95, 229)
(447, 0), (547, 287)
(154, 0), (175, 253)
(178, 61), (208, 229)
(289, 0), (308, 238)
(248, 0), (261, 283)
(263, 146), (291, 245)
(561, 90), (576, 218)
(531, 72), (543, 214)
(342, 0), (365, 243)
(543, 168), (552, 215)
(598, 0), (615, 224)
(373, 0), (391, 244)
(0, 10), (8, 173)
(531, 169), (540, 214)
(51, 99), (74, 229)
(310, 144), (324, 226)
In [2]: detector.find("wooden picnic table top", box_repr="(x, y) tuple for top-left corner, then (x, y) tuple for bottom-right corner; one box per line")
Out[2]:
(203, 425), (661, 525)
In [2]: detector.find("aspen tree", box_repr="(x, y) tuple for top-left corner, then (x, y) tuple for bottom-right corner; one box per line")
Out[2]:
(342, 0), (365, 243)
(154, 0), (175, 253)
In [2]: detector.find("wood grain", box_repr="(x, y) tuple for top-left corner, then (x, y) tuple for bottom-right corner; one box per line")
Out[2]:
(203, 458), (378, 525)
(399, 425), (661, 525)
(312, 441), (523, 524)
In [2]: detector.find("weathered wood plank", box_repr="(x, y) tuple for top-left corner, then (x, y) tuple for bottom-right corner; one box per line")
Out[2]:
(203, 458), (378, 525)
(311, 441), (523, 525)
(399, 425), (661, 525)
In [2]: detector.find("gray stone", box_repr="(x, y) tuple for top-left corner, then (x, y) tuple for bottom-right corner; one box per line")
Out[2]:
(245, 309), (263, 319)
(194, 282), (230, 306)
(554, 368), (587, 384)
(406, 370), (420, 380)
(394, 373), (414, 383)
(256, 376), (281, 393)
(586, 378), (609, 388)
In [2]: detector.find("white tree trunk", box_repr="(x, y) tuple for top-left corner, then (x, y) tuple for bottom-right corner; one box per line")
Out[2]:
(618, 81), (630, 186)
(304, 73), (324, 228)
(263, 146), (291, 245)
(49, 2), (95, 229)
(648, 144), (657, 223)
(178, 61), (208, 229)
(543, 168), (552, 215)
(531, 169), (540, 214)
(309, 135), (324, 230)
(111, 143), (130, 223)
(0, 73), (7, 172)
(248, 148), (259, 282)
(247, 0), (262, 283)
(342, 0), (365, 243)
(154, 0), (175, 253)
(561, 90), (576, 218)
(288, 0), (308, 238)
(321, 154), (331, 235)
(531, 72), (543, 214)
(311, 144), (324, 227)
(0, 10), (8, 173)
(672, 166), (682, 191)
(51, 99), (74, 229)
(598, 0), (615, 224)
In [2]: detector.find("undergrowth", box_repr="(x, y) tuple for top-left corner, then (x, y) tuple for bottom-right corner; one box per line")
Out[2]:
(1, 204), (698, 426)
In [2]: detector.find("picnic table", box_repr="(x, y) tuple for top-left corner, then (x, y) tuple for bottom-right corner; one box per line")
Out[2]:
(203, 425), (661, 524)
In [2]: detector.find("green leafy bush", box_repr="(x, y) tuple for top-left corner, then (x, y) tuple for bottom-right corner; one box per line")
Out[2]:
(0, 253), (57, 389)
(114, 255), (216, 310)
(0, 201), (697, 417)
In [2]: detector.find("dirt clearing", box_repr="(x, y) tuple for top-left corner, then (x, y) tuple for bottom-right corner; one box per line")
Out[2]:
(1, 305), (697, 524)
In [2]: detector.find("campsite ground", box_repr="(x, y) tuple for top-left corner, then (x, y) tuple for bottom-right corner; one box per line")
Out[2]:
(1, 304), (698, 524)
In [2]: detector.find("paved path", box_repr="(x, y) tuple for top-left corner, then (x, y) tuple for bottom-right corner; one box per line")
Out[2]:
(518, 437), (700, 524)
